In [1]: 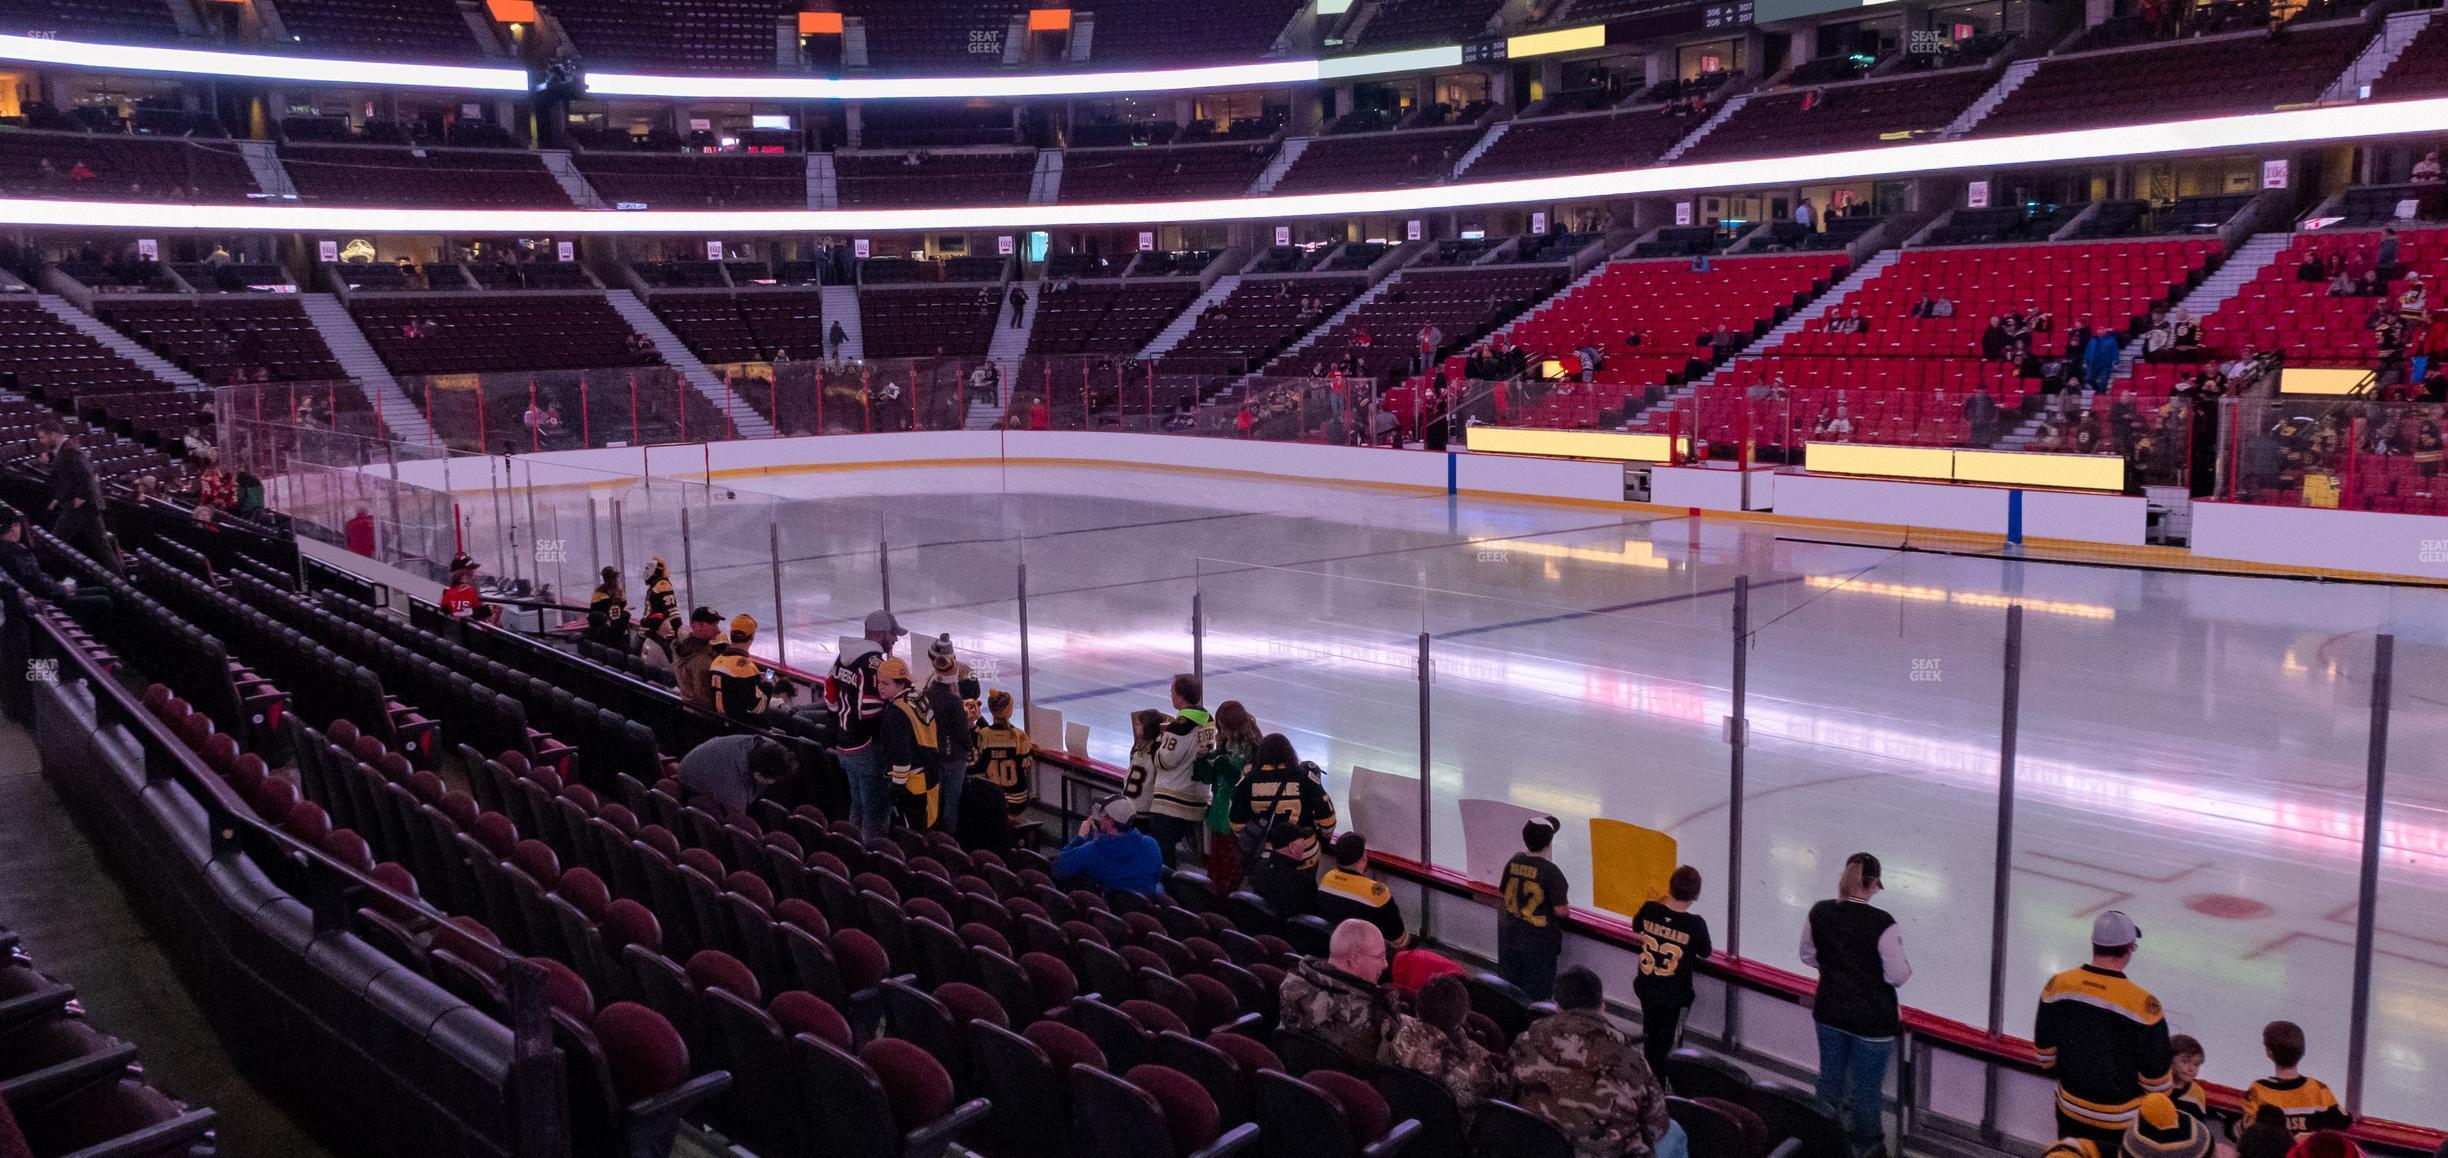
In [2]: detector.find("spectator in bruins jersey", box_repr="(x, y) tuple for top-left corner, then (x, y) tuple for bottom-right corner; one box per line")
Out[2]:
(1228, 733), (1337, 871)
(1632, 864), (1713, 1077)
(640, 555), (677, 622)
(871, 656), (941, 830)
(1317, 832), (1407, 948)
(2166, 1035), (2208, 1126)
(2236, 1021), (2350, 1142)
(585, 566), (631, 650)
(963, 690), (1034, 850)
(1247, 822), (1320, 919)
(2035, 911), (2173, 1153)
(1498, 816), (1569, 1002)
(2120, 1093), (2210, 1158)
(920, 634), (979, 831)
(1141, 674), (1215, 868)
(708, 614), (775, 721)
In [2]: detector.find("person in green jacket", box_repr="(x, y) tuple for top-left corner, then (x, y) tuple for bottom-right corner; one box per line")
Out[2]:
(1196, 700), (1262, 891)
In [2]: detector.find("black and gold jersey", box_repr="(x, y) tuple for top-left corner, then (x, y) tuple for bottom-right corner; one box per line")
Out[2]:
(971, 722), (1036, 811)
(2239, 1075), (2350, 1138)
(708, 649), (767, 719)
(2034, 964), (2174, 1131)
(1498, 852), (1569, 952)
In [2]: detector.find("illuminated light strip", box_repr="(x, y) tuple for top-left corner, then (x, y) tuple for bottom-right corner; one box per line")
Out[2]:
(1804, 575), (2116, 620)
(6, 97), (2447, 232)
(1506, 25), (1607, 59)
(0, 33), (525, 91)
(0, 32), (1460, 100)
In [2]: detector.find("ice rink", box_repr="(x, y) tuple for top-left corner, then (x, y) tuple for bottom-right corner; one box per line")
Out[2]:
(466, 461), (2448, 1125)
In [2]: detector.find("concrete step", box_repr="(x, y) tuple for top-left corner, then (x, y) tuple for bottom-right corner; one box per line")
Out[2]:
(2324, 9), (2433, 102)
(986, 282), (1040, 391)
(1139, 275), (1239, 360)
(538, 151), (603, 208)
(1633, 249), (1900, 428)
(1946, 58), (2040, 136)
(2108, 230), (2293, 379)
(1658, 95), (1748, 163)
(236, 141), (296, 199)
(1249, 138), (1310, 196)
(34, 294), (202, 389)
(604, 291), (778, 439)
(820, 284), (864, 361)
(808, 153), (837, 210)
(1451, 121), (1510, 180)
(296, 292), (435, 444)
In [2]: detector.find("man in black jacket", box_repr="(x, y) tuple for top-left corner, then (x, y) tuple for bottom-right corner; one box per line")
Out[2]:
(37, 422), (108, 567)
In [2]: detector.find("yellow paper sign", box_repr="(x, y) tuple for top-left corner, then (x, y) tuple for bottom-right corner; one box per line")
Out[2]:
(1588, 818), (1677, 917)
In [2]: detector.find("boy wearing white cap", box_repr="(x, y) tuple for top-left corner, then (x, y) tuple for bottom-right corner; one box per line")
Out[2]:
(2037, 910), (2174, 1153)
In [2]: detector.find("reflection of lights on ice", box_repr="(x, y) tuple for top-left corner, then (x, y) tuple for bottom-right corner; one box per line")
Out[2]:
(910, 620), (2448, 877)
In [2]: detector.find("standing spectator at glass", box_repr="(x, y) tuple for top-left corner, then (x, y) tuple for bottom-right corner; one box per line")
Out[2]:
(1803, 851), (1910, 1158)
(1497, 816), (1569, 1002)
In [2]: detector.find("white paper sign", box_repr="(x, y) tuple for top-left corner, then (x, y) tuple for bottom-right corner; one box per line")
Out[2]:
(1674, 201), (1693, 226)
(853, 238), (871, 259)
(1530, 211), (1548, 234)
(1137, 231), (1155, 252)
(137, 239), (158, 261)
(1346, 766), (1422, 862)
(1405, 219), (1422, 241)
(997, 234), (1014, 255)
(2261, 159), (2289, 189)
(1274, 225), (1291, 246)
(1458, 798), (1549, 886)
(705, 240), (724, 261)
(317, 240), (339, 262)
(557, 241), (574, 262)
(1966, 180), (1990, 209)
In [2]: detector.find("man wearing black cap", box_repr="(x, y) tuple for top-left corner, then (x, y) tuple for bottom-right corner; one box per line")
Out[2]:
(674, 606), (723, 707)
(1498, 816), (1569, 1001)
(441, 554), (495, 623)
(2036, 910), (2174, 1153)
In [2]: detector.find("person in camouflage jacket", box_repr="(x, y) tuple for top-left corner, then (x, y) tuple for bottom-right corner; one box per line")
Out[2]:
(1380, 973), (1506, 1117)
(1279, 920), (1398, 1067)
(1508, 967), (1671, 1158)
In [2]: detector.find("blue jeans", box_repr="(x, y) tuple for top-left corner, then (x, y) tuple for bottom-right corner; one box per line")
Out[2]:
(1653, 1119), (1688, 1158)
(936, 751), (967, 832)
(839, 745), (888, 836)
(1813, 1023), (1892, 1156)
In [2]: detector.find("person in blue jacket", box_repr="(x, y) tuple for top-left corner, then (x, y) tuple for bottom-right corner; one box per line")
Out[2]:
(1056, 795), (1165, 895)
(2082, 328), (2123, 392)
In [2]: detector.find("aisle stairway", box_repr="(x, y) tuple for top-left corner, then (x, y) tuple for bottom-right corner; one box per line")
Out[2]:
(983, 280), (1040, 405)
(297, 294), (436, 443)
(34, 295), (202, 389)
(1628, 250), (1899, 429)
(1137, 276), (1240, 360)
(819, 284), (863, 361)
(604, 291), (778, 439)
